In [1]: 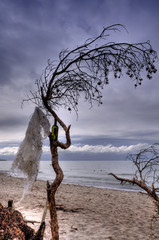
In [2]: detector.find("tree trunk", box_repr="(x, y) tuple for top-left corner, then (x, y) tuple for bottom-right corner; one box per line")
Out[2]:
(42, 101), (71, 239)
(47, 136), (64, 240)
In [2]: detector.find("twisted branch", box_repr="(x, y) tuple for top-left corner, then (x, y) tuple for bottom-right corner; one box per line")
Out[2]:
(25, 24), (157, 115)
(109, 144), (159, 210)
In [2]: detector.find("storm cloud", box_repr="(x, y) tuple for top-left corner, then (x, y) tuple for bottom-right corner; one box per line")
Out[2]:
(0, 0), (159, 160)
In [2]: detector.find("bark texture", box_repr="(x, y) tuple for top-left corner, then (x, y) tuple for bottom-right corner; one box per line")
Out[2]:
(47, 143), (63, 240)
(47, 124), (71, 240)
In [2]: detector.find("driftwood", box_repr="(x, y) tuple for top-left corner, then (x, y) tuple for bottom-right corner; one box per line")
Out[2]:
(109, 172), (159, 210)
(47, 123), (71, 240)
(0, 200), (45, 240)
(109, 144), (159, 213)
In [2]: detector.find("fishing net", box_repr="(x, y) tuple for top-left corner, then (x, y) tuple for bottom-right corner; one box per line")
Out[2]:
(11, 107), (50, 191)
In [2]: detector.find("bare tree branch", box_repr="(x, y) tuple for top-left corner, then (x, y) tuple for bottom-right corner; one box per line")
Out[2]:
(23, 25), (158, 239)
(25, 24), (157, 115)
(109, 144), (159, 211)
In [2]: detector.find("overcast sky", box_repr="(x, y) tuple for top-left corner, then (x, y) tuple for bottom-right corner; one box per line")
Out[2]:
(0, 0), (159, 160)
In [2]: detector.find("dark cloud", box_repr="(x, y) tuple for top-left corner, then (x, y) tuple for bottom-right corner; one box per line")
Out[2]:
(58, 151), (127, 161)
(71, 135), (152, 147)
(0, 116), (27, 128)
(0, 0), (68, 86)
(0, 0), (159, 150)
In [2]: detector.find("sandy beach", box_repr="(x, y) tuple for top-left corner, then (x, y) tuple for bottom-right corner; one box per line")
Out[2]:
(1, 172), (159, 240)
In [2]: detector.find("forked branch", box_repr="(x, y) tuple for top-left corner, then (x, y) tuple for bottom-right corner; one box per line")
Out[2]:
(47, 112), (71, 240)
(109, 144), (159, 211)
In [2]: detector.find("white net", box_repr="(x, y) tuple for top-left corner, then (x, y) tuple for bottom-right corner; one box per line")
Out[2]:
(12, 107), (50, 192)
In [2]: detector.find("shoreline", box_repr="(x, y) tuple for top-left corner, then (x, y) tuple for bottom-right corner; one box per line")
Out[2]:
(0, 160), (143, 192)
(9, 172), (143, 193)
(1, 172), (159, 239)
(1, 164), (142, 193)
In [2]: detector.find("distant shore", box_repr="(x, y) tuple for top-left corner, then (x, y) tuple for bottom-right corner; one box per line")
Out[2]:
(1, 172), (159, 240)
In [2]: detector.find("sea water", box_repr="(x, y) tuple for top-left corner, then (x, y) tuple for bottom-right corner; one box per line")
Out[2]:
(0, 160), (142, 191)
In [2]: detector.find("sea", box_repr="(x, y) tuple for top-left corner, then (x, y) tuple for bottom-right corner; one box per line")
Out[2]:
(0, 160), (144, 192)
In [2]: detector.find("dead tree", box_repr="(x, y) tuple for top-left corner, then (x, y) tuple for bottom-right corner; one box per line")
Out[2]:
(26, 24), (157, 239)
(46, 107), (71, 239)
(109, 144), (159, 212)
